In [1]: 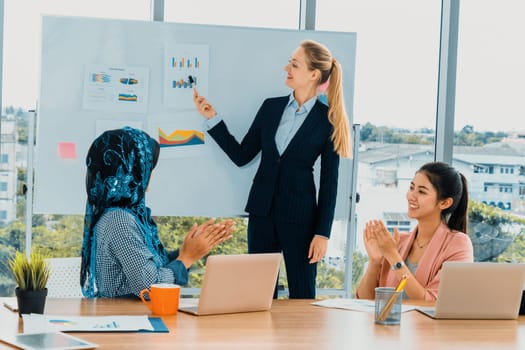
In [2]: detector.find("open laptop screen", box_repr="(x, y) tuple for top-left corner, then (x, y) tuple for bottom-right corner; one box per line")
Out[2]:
(417, 262), (525, 319)
(179, 253), (281, 316)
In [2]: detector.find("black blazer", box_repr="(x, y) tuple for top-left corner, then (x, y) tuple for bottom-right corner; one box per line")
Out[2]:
(208, 96), (339, 237)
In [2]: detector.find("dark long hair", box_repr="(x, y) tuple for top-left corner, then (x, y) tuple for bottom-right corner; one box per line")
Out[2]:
(417, 161), (469, 233)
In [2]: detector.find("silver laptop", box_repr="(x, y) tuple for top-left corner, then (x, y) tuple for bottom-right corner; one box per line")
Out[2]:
(416, 262), (525, 319)
(178, 253), (281, 316)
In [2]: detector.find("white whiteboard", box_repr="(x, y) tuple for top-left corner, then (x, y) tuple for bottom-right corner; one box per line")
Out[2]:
(34, 15), (356, 218)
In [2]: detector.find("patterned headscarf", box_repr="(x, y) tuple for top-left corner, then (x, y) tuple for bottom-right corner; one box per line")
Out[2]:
(80, 127), (168, 297)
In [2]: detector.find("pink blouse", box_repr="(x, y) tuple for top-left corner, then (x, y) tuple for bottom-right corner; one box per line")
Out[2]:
(379, 222), (474, 301)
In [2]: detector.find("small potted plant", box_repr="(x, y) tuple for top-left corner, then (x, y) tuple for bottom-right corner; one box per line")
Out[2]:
(8, 251), (51, 316)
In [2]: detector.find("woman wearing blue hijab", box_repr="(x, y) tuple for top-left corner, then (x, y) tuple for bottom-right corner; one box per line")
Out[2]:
(81, 127), (234, 298)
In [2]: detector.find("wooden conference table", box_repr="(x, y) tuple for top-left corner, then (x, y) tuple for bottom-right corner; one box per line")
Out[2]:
(1, 297), (524, 349)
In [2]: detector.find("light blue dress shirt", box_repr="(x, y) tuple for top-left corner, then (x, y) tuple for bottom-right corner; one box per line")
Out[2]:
(205, 94), (318, 156)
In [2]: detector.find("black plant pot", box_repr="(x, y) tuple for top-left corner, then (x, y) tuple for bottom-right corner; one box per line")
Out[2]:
(15, 287), (48, 317)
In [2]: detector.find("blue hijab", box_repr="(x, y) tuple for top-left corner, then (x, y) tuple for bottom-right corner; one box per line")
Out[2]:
(81, 127), (168, 297)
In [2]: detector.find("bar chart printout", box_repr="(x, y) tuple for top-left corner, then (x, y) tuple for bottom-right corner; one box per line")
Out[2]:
(164, 44), (210, 110)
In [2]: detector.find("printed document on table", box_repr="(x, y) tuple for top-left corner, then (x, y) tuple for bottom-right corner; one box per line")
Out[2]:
(311, 298), (416, 313)
(22, 314), (154, 333)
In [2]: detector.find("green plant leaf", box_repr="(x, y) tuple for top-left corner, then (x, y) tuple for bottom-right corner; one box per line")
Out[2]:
(7, 251), (50, 291)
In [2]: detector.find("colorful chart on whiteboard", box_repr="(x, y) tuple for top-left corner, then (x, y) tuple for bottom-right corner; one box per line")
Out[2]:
(163, 44), (209, 110)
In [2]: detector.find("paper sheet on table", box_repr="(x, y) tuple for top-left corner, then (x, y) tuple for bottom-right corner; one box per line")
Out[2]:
(22, 314), (154, 333)
(311, 298), (416, 313)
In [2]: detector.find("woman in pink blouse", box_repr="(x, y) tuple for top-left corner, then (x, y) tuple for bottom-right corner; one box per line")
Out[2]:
(356, 161), (474, 301)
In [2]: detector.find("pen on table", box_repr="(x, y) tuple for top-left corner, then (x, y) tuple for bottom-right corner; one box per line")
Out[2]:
(378, 274), (408, 321)
(3, 302), (18, 313)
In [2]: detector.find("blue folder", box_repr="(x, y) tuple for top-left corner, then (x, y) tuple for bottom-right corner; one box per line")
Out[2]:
(139, 317), (169, 333)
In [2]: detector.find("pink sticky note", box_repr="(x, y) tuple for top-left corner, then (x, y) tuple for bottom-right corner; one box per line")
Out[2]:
(58, 142), (77, 159)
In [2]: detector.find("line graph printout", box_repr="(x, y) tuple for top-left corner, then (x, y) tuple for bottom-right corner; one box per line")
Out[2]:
(83, 64), (149, 113)
(151, 111), (210, 159)
(158, 128), (205, 148)
(164, 44), (210, 110)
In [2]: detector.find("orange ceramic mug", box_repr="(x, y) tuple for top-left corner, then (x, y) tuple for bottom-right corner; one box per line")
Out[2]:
(139, 283), (180, 316)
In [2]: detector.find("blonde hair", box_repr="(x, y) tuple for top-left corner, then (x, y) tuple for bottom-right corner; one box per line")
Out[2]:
(300, 40), (352, 158)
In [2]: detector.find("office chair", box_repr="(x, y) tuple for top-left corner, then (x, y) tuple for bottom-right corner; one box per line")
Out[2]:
(46, 257), (83, 298)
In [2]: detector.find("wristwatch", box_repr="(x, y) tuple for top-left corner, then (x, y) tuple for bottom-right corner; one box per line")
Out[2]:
(391, 261), (405, 270)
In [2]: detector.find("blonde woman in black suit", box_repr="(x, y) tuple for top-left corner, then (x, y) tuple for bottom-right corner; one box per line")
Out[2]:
(194, 40), (352, 298)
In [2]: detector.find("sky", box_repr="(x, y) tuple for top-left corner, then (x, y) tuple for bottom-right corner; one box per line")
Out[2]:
(2, 0), (524, 133)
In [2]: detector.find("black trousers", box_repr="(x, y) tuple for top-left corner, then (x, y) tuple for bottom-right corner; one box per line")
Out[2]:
(248, 215), (317, 299)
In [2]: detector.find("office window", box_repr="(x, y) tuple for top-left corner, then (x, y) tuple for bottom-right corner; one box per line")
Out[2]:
(499, 184), (513, 194)
(454, 0), (525, 262)
(500, 167), (514, 175)
(0, 154), (7, 163)
(484, 166), (494, 174)
(164, 0), (299, 29)
(0, 211), (7, 220)
(0, 182), (7, 192)
(317, 1), (441, 295)
(477, 165), (494, 174)
(473, 165), (483, 174)
(519, 185), (525, 196)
